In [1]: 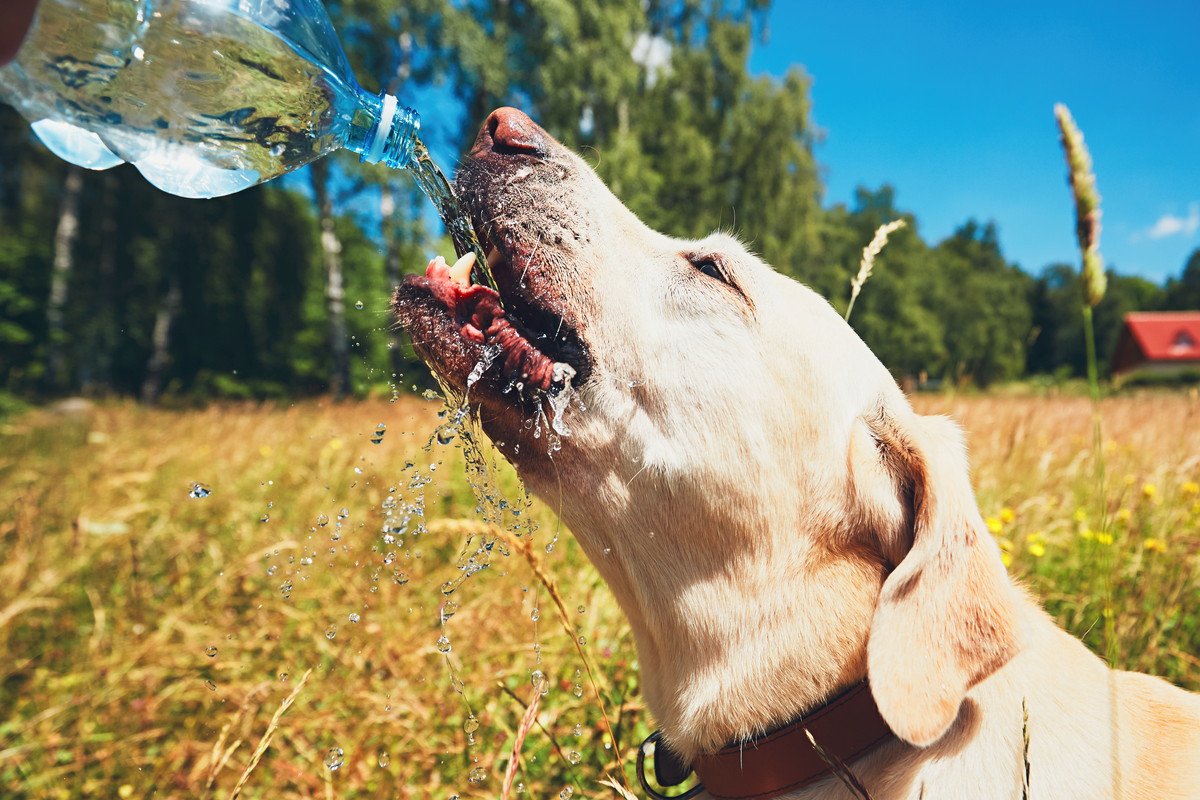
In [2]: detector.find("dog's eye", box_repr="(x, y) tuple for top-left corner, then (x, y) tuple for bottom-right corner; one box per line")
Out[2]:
(690, 256), (728, 283)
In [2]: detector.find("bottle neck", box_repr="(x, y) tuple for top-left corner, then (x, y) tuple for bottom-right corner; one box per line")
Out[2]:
(347, 90), (419, 170)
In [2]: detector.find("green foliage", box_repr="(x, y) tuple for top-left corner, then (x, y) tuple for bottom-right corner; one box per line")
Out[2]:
(1, 3), (1197, 400)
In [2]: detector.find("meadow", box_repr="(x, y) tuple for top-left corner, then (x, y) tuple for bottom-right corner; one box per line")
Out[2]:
(1, 391), (1198, 799)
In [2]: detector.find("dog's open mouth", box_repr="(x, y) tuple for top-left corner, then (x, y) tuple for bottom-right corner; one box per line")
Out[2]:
(393, 233), (590, 403)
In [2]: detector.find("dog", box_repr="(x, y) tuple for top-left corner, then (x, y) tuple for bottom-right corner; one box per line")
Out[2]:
(394, 108), (1200, 799)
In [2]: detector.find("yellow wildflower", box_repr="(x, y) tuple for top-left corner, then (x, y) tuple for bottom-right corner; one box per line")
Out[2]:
(1079, 526), (1095, 541)
(1073, 507), (1088, 523)
(985, 516), (1003, 534)
(1001, 551), (1013, 568)
(1142, 482), (1157, 500)
(1025, 531), (1046, 558)
(259, 444), (273, 458)
(1096, 531), (1114, 546)
(1000, 507), (1015, 524)
(1182, 481), (1199, 497)
(1143, 537), (1167, 554)
(118, 787), (134, 800)
(1114, 508), (1131, 525)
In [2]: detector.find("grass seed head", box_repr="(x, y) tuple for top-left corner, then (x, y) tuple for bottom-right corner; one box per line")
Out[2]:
(1054, 103), (1106, 307)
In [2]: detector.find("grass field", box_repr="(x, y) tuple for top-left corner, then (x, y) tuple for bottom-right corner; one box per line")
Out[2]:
(1, 392), (1198, 799)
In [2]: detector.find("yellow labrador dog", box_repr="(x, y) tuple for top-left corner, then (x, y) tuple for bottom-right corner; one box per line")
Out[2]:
(394, 108), (1200, 799)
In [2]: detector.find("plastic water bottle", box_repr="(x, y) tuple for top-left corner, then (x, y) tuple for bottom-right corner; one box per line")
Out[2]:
(0, 0), (420, 198)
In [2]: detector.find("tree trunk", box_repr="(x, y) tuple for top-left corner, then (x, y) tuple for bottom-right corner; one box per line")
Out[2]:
(310, 159), (350, 397)
(44, 167), (83, 392)
(140, 275), (181, 405)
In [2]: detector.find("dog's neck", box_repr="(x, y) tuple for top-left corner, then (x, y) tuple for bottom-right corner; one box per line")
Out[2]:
(547, 463), (888, 760)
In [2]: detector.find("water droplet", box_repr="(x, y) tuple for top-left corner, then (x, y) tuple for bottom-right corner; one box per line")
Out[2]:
(325, 624), (337, 640)
(260, 514), (270, 523)
(204, 645), (218, 658)
(436, 424), (456, 445)
(204, 679), (217, 692)
(279, 580), (294, 600)
(559, 787), (574, 799)
(393, 571), (410, 586)
(572, 723), (582, 737)
(530, 670), (546, 692)
(270, 142), (286, 157)
(279, 672), (289, 682)
(354, 300), (364, 310)
(188, 482), (211, 499)
(442, 601), (459, 620)
(316, 514), (329, 527)
(467, 767), (487, 784)
(348, 613), (360, 624)
(421, 389), (440, 400)
(568, 751), (581, 765)
(577, 635), (587, 646)
(324, 747), (345, 771)
(572, 683), (584, 698)
(371, 423), (387, 444)
(377, 750), (389, 768)
(577, 605), (586, 614)
(530, 608), (540, 622)
(464, 715), (479, 734)
(436, 635), (451, 653)
(338, 508), (350, 520)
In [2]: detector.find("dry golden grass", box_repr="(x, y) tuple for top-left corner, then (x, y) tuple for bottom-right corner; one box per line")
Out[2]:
(1, 392), (1197, 798)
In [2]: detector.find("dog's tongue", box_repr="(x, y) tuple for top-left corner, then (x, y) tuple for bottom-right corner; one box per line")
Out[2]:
(422, 254), (559, 391)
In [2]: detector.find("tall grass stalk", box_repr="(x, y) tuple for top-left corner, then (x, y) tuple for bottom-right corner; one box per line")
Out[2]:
(845, 219), (906, 322)
(1055, 103), (1116, 663)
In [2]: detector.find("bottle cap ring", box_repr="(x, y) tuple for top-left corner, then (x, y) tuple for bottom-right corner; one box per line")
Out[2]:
(364, 92), (398, 164)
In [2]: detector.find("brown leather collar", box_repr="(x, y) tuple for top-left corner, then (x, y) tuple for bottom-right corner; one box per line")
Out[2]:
(638, 681), (894, 800)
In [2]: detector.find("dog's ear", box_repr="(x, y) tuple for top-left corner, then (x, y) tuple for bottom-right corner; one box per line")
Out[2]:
(864, 411), (1020, 747)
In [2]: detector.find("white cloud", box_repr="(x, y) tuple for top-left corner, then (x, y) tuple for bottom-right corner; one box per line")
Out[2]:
(1146, 203), (1200, 240)
(631, 32), (672, 87)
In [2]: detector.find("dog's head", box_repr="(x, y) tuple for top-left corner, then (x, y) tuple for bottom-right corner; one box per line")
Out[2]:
(394, 108), (1020, 752)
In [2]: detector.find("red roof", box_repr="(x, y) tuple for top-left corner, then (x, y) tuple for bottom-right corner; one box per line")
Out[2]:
(1121, 313), (1200, 362)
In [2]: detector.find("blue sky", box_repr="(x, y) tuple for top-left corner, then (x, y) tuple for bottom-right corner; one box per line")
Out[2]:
(748, 1), (1200, 282)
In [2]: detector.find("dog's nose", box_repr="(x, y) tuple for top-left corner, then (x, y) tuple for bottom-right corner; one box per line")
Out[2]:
(471, 107), (547, 157)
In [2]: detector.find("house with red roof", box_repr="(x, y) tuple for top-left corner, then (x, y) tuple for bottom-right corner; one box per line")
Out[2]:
(1111, 312), (1200, 376)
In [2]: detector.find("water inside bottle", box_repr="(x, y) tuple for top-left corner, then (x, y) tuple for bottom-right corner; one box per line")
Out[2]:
(17, 0), (364, 197)
(14, 0), (500, 289)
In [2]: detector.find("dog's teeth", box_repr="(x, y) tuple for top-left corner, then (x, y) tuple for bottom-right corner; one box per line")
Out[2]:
(487, 246), (502, 269)
(449, 252), (475, 286)
(551, 362), (576, 385)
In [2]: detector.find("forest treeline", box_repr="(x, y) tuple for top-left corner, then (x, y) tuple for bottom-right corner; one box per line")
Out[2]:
(2, 0), (1198, 401)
